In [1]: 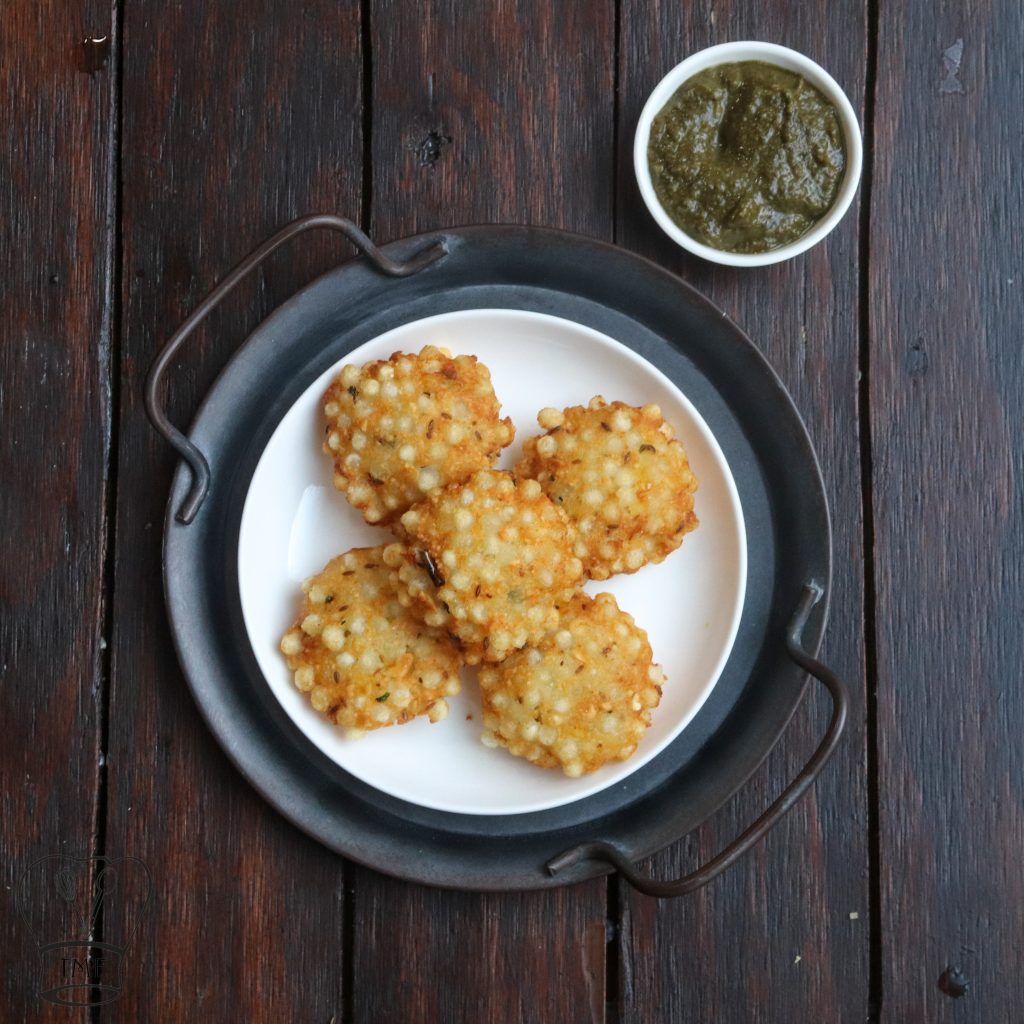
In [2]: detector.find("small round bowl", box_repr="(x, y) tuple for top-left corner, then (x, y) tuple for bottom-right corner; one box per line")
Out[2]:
(634, 41), (863, 267)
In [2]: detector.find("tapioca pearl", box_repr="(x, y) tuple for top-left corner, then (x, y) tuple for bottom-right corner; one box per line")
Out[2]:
(324, 401), (340, 418)
(384, 495), (399, 510)
(280, 631), (303, 656)
(497, 476), (514, 494)
(588, 396), (605, 410)
(301, 614), (322, 636)
(310, 687), (330, 712)
(602, 459), (618, 476)
(536, 435), (557, 457)
(418, 467), (441, 491)
(612, 410), (633, 432)
(582, 468), (599, 485)
(605, 435), (624, 454)
(537, 407), (565, 429)
(427, 700), (449, 723)
(343, 453), (361, 471)
(581, 428), (596, 443)
(538, 725), (557, 745)
(341, 365), (360, 385)
(641, 403), (662, 420)
(480, 730), (499, 748)
(625, 548), (645, 570)
(371, 704), (390, 724)
(348, 615), (366, 635)
(348, 484), (372, 504)
(321, 625), (345, 651)
(350, 431), (367, 451)
(470, 602), (488, 623)
(428, 443), (447, 462)
(444, 677), (460, 696)
(583, 488), (603, 507)
(337, 413), (352, 429)
(602, 502), (621, 523)
(563, 761), (584, 778)
(520, 510), (535, 526)
(480, 564), (501, 584)
(336, 652), (355, 668)
(625, 431), (641, 447)
(615, 469), (636, 487)
(526, 648), (543, 666)
(520, 479), (542, 499)
(424, 610), (447, 628)
(459, 489), (476, 507)
(398, 444), (416, 462)
(617, 487), (636, 506)
(293, 666), (315, 691)
(537, 569), (554, 588)
(446, 423), (465, 443)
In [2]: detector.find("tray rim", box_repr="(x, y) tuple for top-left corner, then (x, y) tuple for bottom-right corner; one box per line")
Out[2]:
(159, 221), (832, 891)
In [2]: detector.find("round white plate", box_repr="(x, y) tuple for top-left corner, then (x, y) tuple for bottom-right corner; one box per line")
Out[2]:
(238, 309), (746, 815)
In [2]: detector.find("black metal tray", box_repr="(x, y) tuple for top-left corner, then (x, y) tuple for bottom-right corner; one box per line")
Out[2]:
(147, 215), (846, 896)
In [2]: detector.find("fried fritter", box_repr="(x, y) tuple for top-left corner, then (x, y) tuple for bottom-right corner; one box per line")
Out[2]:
(386, 469), (584, 664)
(478, 592), (665, 776)
(322, 346), (514, 526)
(515, 397), (699, 580)
(279, 547), (462, 736)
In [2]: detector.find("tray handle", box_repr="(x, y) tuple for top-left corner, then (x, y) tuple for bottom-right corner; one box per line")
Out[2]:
(546, 582), (848, 898)
(144, 213), (448, 524)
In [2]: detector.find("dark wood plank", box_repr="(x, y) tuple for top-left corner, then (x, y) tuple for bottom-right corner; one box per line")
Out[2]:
(351, 3), (615, 1022)
(0, 2), (114, 1017)
(104, 3), (364, 1019)
(616, 5), (872, 1021)
(870, 4), (1024, 1020)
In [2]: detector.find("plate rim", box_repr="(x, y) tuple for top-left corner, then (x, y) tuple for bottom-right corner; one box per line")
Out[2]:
(236, 305), (749, 814)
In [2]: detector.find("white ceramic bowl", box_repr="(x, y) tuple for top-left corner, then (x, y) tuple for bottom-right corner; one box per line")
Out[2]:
(634, 41), (863, 267)
(238, 308), (747, 816)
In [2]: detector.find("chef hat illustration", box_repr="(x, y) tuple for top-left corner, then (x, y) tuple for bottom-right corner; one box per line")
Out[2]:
(15, 855), (152, 1006)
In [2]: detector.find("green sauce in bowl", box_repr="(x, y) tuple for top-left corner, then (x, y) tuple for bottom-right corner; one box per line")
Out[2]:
(647, 61), (846, 254)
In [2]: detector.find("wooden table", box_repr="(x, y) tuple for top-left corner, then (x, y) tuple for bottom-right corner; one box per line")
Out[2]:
(4, 1), (1021, 1020)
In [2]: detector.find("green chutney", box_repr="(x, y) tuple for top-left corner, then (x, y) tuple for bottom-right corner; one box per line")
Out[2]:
(647, 61), (846, 254)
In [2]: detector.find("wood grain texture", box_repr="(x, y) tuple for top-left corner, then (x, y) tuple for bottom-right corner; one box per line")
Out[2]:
(870, 3), (1024, 1020)
(350, 3), (614, 1023)
(103, 2), (363, 1019)
(615, 3), (871, 1021)
(0, 1), (115, 1018)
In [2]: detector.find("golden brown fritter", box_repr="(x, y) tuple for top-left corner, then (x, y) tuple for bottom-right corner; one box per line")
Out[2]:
(385, 470), (584, 664)
(279, 547), (462, 736)
(478, 592), (665, 776)
(322, 346), (514, 526)
(516, 397), (699, 580)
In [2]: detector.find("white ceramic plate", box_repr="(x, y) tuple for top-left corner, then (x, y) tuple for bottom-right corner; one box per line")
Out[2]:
(238, 309), (746, 815)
